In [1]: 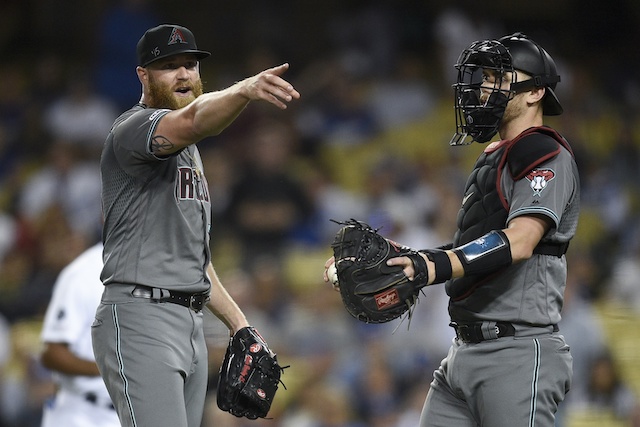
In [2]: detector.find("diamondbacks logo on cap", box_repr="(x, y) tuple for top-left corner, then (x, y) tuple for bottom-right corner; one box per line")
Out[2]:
(168, 27), (188, 45)
(138, 24), (210, 67)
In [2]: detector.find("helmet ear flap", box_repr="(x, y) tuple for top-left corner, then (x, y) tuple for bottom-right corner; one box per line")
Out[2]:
(542, 87), (563, 115)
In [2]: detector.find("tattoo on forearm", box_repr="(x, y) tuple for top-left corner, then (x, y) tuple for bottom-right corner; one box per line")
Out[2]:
(151, 135), (174, 154)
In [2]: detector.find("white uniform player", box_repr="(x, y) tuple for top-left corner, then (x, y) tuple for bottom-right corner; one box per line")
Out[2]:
(40, 243), (120, 427)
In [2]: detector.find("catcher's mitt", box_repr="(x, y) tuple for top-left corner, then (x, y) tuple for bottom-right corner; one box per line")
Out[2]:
(217, 326), (286, 419)
(330, 219), (429, 323)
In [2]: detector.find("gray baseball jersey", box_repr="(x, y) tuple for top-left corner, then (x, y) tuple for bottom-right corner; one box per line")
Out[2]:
(449, 143), (580, 326)
(100, 104), (212, 293)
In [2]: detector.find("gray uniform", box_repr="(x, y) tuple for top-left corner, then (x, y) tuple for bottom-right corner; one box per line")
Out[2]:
(92, 104), (212, 427)
(421, 127), (580, 426)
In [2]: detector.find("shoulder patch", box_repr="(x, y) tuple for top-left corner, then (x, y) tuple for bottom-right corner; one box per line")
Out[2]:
(507, 133), (561, 180)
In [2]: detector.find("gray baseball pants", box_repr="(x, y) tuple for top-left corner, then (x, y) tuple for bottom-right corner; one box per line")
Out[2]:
(92, 284), (208, 427)
(420, 330), (572, 426)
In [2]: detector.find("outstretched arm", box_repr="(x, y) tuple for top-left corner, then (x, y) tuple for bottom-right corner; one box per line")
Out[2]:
(152, 63), (300, 155)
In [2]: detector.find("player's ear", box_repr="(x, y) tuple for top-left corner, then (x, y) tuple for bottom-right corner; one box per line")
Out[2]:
(136, 66), (148, 85)
(527, 86), (546, 108)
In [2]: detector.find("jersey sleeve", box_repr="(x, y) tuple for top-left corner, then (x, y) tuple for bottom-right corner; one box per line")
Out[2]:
(504, 147), (577, 229)
(110, 108), (172, 177)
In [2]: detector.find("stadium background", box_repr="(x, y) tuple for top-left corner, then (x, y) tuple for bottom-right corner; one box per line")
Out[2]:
(0, 0), (639, 426)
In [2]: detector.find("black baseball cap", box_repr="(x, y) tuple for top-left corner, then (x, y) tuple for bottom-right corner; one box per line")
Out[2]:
(137, 24), (211, 67)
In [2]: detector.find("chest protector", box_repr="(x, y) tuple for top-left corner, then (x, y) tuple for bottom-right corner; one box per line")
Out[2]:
(446, 126), (573, 300)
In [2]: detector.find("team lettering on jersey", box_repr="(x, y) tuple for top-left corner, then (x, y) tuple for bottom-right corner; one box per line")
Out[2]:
(176, 167), (210, 202)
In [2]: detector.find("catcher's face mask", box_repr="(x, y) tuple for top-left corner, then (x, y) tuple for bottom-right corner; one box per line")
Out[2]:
(450, 40), (518, 146)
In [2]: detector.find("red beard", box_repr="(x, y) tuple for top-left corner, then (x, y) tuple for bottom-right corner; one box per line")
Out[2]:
(147, 75), (204, 110)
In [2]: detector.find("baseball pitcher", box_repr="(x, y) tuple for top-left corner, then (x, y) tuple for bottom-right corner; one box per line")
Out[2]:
(92, 24), (298, 427)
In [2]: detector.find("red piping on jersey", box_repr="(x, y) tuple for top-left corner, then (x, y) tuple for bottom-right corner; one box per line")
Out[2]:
(494, 126), (566, 211)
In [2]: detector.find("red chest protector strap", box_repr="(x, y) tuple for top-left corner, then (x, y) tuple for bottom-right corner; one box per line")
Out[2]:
(492, 126), (572, 211)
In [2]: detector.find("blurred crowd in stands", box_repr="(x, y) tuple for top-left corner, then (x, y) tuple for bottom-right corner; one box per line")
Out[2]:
(0, 0), (639, 426)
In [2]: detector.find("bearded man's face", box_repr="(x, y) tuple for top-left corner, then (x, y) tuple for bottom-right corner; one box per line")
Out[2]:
(148, 72), (204, 110)
(144, 55), (204, 109)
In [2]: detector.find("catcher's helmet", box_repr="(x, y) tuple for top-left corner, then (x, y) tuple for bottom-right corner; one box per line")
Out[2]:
(450, 32), (562, 145)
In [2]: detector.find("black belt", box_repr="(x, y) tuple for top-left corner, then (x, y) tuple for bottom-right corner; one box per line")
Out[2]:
(450, 321), (516, 343)
(132, 285), (210, 312)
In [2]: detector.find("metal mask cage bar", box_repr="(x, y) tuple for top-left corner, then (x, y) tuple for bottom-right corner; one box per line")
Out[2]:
(449, 40), (516, 146)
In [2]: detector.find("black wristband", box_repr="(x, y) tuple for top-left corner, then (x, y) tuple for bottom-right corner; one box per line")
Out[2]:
(420, 249), (453, 284)
(406, 252), (429, 288)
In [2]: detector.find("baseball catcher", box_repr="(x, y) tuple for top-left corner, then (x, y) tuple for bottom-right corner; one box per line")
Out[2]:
(329, 219), (432, 323)
(324, 32), (579, 427)
(217, 326), (286, 419)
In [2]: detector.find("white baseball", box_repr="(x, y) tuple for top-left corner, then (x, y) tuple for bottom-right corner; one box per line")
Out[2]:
(328, 263), (339, 286)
